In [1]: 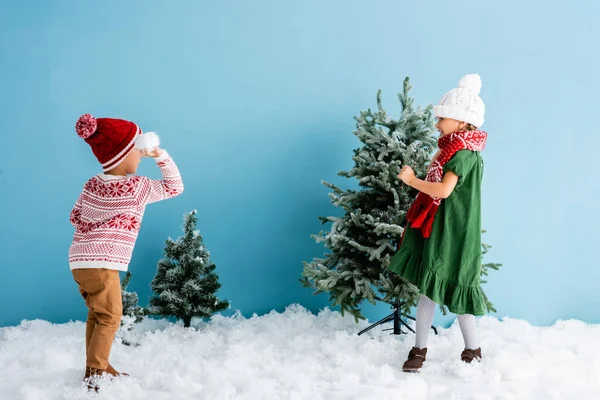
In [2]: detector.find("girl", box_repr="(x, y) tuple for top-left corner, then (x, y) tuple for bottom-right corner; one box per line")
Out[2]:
(389, 74), (488, 372)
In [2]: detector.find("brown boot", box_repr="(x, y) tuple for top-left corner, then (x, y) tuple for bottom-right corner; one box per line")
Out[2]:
(84, 364), (128, 379)
(83, 367), (107, 392)
(402, 347), (427, 373)
(461, 348), (482, 364)
(106, 363), (129, 377)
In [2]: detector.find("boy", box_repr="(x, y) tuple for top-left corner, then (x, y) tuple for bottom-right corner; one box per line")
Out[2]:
(70, 114), (183, 389)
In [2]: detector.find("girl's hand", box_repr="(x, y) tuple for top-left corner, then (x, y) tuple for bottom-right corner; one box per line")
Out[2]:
(398, 166), (416, 186)
(141, 147), (164, 158)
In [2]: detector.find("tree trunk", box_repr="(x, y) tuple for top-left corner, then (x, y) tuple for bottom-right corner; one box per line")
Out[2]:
(183, 316), (192, 328)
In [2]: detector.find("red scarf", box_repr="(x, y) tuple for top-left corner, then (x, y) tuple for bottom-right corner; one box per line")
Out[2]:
(405, 130), (487, 238)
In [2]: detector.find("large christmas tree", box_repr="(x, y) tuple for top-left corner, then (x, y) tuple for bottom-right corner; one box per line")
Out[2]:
(148, 210), (229, 328)
(301, 78), (501, 322)
(301, 78), (437, 321)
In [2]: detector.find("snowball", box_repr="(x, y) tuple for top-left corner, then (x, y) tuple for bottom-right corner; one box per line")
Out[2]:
(135, 131), (161, 151)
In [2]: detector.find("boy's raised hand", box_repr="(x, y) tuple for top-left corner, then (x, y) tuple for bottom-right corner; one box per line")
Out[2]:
(141, 147), (164, 158)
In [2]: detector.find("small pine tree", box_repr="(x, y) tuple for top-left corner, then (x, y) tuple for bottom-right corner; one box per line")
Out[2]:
(121, 271), (145, 326)
(148, 210), (229, 328)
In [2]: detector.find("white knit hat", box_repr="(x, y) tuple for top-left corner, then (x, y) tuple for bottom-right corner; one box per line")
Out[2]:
(433, 74), (485, 128)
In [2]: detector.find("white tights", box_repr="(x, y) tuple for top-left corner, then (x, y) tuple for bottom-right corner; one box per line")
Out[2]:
(414, 294), (478, 349)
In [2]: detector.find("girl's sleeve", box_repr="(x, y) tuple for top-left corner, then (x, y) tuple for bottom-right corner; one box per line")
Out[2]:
(135, 151), (184, 205)
(443, 150), (476, 181)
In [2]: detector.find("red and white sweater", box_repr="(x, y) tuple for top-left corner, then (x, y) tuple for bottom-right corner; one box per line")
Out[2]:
(69, 151), (184, 271)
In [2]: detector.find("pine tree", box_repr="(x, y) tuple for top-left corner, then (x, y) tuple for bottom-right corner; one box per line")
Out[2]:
(301, 78), (436, 321)
(480, 231), (502, 313)
(301, 78), (501, 321)
(121, 271), (145, 325)
(148, 210), (229, 328)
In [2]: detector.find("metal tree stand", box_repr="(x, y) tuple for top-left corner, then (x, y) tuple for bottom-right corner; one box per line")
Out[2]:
(358, 299), (438, 336)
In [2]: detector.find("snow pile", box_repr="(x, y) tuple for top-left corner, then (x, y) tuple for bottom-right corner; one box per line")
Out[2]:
(0, 305), (599, 400)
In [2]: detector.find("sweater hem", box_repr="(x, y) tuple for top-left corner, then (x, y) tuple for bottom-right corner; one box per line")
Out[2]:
(69, 260), (129, 271)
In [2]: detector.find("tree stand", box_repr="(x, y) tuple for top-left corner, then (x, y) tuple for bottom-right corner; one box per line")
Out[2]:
(357, 300), (438, 336)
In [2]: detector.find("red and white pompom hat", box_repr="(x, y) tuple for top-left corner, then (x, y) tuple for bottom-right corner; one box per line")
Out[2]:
(75, 114), (141, 172)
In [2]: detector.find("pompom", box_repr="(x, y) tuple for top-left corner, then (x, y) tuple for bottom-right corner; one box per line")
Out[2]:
(135, 131), (160, 151)
(458, 74), (482, 95)
(75, 114), (97, 139)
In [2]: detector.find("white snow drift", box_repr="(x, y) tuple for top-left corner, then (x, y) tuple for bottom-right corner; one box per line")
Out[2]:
(0, 305), (598, 400)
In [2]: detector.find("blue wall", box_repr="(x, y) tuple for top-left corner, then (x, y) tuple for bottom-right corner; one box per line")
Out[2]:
(2, 0), (599, 327)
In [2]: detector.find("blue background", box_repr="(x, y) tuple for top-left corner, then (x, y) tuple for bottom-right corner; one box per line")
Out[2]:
(2, 0), (599, 328)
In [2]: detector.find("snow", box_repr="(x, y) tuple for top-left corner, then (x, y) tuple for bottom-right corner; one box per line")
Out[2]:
(1, 305), (599, 400)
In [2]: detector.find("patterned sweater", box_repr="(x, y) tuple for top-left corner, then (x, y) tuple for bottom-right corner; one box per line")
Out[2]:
(69, 151), (184, 271)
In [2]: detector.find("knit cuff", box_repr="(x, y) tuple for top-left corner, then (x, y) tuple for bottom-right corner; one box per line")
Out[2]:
(154, 150), (169, 162)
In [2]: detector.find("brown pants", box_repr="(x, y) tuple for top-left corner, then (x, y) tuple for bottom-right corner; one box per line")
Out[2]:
(72, 268), (122, 370)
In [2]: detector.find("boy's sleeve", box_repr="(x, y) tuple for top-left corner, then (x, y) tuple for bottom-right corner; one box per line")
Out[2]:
(136, 151), (184, 206)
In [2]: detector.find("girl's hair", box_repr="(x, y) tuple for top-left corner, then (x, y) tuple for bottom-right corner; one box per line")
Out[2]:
(465, 123), (478, 131)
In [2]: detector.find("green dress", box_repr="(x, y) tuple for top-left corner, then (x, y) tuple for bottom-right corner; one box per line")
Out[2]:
(388, 150), (486, 316)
